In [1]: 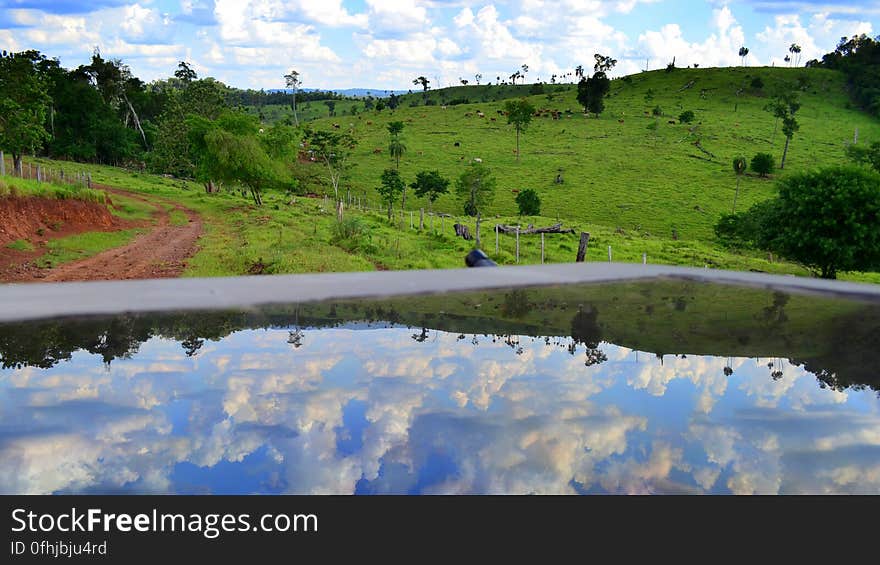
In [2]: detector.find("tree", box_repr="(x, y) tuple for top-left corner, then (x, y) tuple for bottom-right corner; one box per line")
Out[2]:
(750, 152), (775, 177)
(189, 112), (291, 206)
(413, 76), (430, 91)
(789, 43), (802, 66)
(593, 53), (617, 73)
(503, 98), (535, 161)
(475, 73), (482, 85)
(515, 188), (541, 216)
(305, 129), (357, 201)
(284, 69), (301, 126)
(80, 50), (148, 148)
(766, 90), (800, 169)
(377, 168), (405, 220)
(739, 46), (749, 66)
(748, 167), (880, 278)
(387, 121), (404, 137)
(0, 50), (52, 175)
(577, 71), (611, 116)
(521, 64), (529, 82)
(678, 110), (695, 123)
(324, 100), (336, 116)
(174, 61), (197, 83)
(455, 161), (496, 216)
(732, 155), (747, 213)
(845, 140), (880, 173)
(388, 137), (406, 170)
(410, 170), (449, 213)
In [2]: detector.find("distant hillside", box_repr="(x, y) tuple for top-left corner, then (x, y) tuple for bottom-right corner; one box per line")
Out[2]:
(269, 88), (409, 98)
(300, 66), (880, 243)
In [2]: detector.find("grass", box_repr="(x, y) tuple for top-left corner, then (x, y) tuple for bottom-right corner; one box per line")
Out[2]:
(168, 209), (189, 226)
(13, 66), (880, 284)
(109, 193), (157, 222)
(36, 229), (142, 269)
(0, 177), (108, 205)
(5, 239), (34, 252)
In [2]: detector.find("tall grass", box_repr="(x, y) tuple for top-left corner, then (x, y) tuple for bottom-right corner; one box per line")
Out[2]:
(0, 177), (107, 205)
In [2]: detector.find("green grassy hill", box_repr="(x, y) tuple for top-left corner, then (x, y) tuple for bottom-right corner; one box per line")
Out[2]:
(302, 66), (879, 243)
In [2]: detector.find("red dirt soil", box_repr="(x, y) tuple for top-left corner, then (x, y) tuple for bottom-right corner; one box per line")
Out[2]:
(0, 195), (120, 246)
(1, 186), (202, 283)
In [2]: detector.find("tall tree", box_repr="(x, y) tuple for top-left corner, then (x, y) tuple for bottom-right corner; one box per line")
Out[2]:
(503, 98), (535, 161)
(81, 50), (148, 147)
(387, 121), (407, 203)
(377, 168), (405, 220)
(0, 50), (52, 175)
(739, 46), (750, 66)
(305, 129), (357, 201)
(284, 69), (301, 126)
(732, 156), (747, 214)
(789, 43), (802, 66)
(410, 170), (449, 214)
(455, 161), (496, 216)
(413, 76), (430, 91)
(767, 90), (801, 169)
(174, 61), (197, 83)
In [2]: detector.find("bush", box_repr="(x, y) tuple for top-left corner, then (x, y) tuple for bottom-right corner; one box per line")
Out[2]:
(515, 188), (541, 216)
(750, 77), (764, 90)
(528, 83), (545, 95)
(678, 110), (695, 123)
(332, 217), (368, 241)
(652, 105), (663, 116)
(751, 152), (775, 177)
(723, 166), (880, 278)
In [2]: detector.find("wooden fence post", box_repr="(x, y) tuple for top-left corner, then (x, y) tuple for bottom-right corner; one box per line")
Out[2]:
(515, 227), (520, 263)
(642, 252), (647, 265)
(419, 208), (424, 230)
(607, 245), (612, 262)
(87, 173), (92, 188)
(475, 213), (482, 249)
(575, 232), (590, 262)
(0, 151), (5, 176)
(541, 233), (545, 264)
(495, 224), (499, 254)
(441, 216), (444, 234)
(36, 165), (42, 183)
(430, 212), (434, 233)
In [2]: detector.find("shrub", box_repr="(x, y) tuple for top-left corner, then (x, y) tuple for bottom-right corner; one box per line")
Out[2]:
(515, 188), (541, 216)
(750, 152), (775, 177)
(678, 110), (695, 123)
(652, 105), (663, 116)
(332, 217), (369, 241)
(750, 77), (764, 90)
(755, 166), (880, 278)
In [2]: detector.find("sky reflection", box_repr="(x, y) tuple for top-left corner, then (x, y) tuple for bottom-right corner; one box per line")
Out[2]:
(1, 324), (879, 494)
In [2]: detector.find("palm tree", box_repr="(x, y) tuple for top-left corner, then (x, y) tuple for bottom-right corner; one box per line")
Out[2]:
(412, 76), (430, 91)
(789, 43), (802, 66)
(738, 46), (749, 66)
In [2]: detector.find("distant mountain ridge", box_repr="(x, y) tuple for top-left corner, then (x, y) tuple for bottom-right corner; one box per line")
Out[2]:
(267, 88), (410, 98)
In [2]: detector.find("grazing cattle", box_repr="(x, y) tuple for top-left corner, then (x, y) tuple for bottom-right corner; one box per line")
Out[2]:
(366, 120), (373, 125)
(618, 119), (625, 124)
(490, 117), (496, 121)
(497, 109), (504, 115)
(332, 123), (340, 129)
(464, 113), (473, 117)
(668, 120), (676, 124)
(441, 105), (448, 110)
(459, 156), (465, 160)
(511, 189), (519, 194)
(373, 148), (383, 154)
(477, 111), (485, 118)
(473, 157), (482, 163)
(454, 141), (460, 147)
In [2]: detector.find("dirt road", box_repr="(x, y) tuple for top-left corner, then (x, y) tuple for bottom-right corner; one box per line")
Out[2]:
(22, 187), (202, 283)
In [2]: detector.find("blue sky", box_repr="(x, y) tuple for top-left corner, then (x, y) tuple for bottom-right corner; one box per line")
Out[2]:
(0, 1), (876, 90)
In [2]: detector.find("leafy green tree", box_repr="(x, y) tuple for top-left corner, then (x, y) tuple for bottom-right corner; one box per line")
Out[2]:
(846, 141), (880, 172)
(455, 161), (496, 216)
(767, 90), (800, 169)
(377, 168), (405, 220)
(732, 156), (747, 213)
(577, 71), (611, 116)
(515, 188), (541, 216)
(188, 112), (290, 206)
(678, 110), (695, 123)
(305, 129), (357, 201)
(324, 100), (336, 116)
(174, 61), (197, 83)
(750, 152), (775, 177)
(410, 170), (449, 213)
(720, 166), (880, 278)
(504, 98), (535, 161)
(0, 50), (52, 175)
